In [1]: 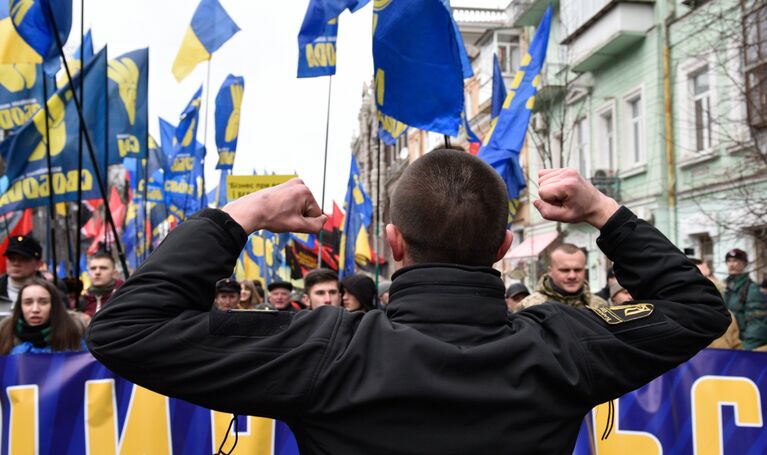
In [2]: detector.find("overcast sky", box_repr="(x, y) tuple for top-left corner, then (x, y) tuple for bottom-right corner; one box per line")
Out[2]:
(74, 0), (506, 210)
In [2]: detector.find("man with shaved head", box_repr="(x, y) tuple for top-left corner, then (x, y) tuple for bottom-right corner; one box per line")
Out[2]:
(89, 150), (728, 454)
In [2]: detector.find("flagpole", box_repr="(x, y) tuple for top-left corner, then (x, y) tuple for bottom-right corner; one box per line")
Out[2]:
(103, 45), (110, 250)
(42, 75), (59, 284)
(317, 75), (332, 268)
(45, 8), (130, 279)
(444, 135), (451, 148)
(374, 138), (381, 297)
(74, 0), (85, 280)
(201, 59), (212, 208)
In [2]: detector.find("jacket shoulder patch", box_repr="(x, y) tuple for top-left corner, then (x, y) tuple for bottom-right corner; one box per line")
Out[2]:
(589, 304), (654, 325)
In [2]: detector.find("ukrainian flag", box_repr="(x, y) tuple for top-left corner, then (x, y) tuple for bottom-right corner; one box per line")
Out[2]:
(0, 0), (72, 73)
(478, 5), (552, 223)
(172, 0), (240, 82)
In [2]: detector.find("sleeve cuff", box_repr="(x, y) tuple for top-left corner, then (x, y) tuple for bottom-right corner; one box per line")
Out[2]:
(596, 206), (637, 257)
(191, 208), (248, 250)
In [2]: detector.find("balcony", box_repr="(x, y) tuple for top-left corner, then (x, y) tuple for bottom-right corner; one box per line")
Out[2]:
(509, 0), (559, 27)
(562, 1), (655, 73)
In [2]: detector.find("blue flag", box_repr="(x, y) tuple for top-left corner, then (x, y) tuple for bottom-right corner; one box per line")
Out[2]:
(0, 63), (44, 132)
(172, 0), (240, 82)
(0, 48), (107, 214)
(5, 0), (73, 74)
(214, 74), (244, 170)
(107, 48), (148, 164)
(296, 0), (370, 78)
(168, 87), (202, 178)
(478, 5), (551, 222)
(372, 0), (471, 136)
(338, 155), (373, 278)
(73, 29), (93, 62)
(491, 53), (506, 119)
(145, 135), (165, 203)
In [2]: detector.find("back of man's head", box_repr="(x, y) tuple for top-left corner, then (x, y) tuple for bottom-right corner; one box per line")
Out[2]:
(304, 268), (339, 292)
(390, 149), (508, 266)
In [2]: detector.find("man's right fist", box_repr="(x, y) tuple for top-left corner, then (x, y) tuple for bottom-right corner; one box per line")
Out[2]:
(533, 168), (620, 229)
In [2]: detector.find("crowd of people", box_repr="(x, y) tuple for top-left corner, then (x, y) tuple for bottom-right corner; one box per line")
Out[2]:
(503, 243), (767, 351)
(2, 225), (766, 358)
(0, 232), (390, 357)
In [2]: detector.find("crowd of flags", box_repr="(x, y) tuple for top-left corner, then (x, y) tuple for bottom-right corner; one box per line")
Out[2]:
(0, 0), (551, 284)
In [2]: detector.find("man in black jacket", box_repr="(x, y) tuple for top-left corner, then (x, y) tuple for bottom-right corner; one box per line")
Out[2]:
(87, 150), (729, 454)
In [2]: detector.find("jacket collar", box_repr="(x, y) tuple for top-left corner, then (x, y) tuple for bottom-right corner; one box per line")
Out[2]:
(386, 263), (507, 326)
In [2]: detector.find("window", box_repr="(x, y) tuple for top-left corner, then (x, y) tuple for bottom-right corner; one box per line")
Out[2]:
(497, 34), (520, 76)
(597, 106), (616, 170)
(624, 92), (644, 165)
(744, 1), (767, 128)
(573, 117), (589, 176)
(690, 67), (712, 151)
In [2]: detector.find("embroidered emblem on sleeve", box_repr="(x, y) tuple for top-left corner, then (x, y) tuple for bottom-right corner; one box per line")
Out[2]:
(589, 304), (654, 325)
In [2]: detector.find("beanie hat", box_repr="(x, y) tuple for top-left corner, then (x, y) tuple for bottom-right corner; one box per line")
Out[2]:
(342, 274), (377, 312)
(725, 248), (748, 263)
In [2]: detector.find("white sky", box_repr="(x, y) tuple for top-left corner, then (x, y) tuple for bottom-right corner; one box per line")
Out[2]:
(74, 0), (505, 210)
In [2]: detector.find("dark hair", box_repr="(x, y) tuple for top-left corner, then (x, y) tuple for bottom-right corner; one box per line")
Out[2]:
(391, 149), (507, 265)
(0, 278), (83, 354)
(304, 268), (339, 293)
(688, 258), (703, 266)
(89, 250), (115, 266)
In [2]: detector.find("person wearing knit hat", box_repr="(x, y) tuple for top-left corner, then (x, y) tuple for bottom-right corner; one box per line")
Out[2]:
(341, 274), (376, 313)
(724, 247), (766, 349)
(377, 280), (392, 307)
(608, 281), (632, 306)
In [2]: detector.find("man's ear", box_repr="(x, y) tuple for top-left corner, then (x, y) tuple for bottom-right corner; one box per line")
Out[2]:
(386, 224), (405, 262)
(302, 294), (310, 307)
(495, 229), (513, 263)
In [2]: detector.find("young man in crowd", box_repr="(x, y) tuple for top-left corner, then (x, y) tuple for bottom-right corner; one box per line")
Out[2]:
(0, 235), (43, 312)
(81, 251), (123, 318)
(88, 151), (728, 454)
(302, 268), (341, 310)
(516, 243), (607, 311)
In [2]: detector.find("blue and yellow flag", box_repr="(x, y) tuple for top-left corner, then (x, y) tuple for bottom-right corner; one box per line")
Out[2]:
(1, 0), (72, 74)
(372, 0), (471, 136)
(338, 155), (372, 278)
(478, 5), (551, 222)
(491, 53), (506, 119)
(145, 135), (165, 203)
(0, 47), (106, 215)
(0, 63), (43, 132)
(172, 0), (240, 82)
(297, 0), (370, 78)
(107, 48), (148, 164)
(163, 102), (205, 221)
(214, 74), (243, 170)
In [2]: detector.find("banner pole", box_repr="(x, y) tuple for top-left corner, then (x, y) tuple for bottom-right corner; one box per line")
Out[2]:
(74, 0), (85, 279)
(317, 75), (332, 268)
(45, 8), (130, 279)
(42, 75), (58, 284)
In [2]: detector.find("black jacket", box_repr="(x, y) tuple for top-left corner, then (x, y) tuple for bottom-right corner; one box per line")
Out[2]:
(87, 207), (730, 454)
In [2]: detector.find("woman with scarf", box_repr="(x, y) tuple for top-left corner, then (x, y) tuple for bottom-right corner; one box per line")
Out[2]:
(0, 279), (85, 354)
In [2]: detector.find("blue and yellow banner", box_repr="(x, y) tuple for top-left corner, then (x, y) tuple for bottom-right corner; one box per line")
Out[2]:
(172, 0), (240, 82)
(338, 155), (372, 278)
(1, 348), (765, 452)
(296, 0), (370, 78)
(107, 47), (148, 164)
(478, 5), (552, 222)
(0, 63), (43, 132)
(214, 74), (244, 170)
(146, 135), (166, 203)
(0, 48), (106, 215)
(372, 0), (470, 136)
(3, 0), (73, 74)
(491, 53), (506, 119)
(0, 352), (299, 454)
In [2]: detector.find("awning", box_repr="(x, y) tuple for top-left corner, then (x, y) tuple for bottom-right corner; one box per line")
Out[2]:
(504, 231), (559, 260)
